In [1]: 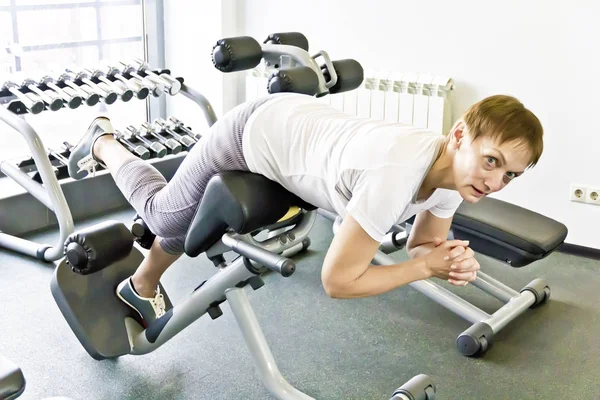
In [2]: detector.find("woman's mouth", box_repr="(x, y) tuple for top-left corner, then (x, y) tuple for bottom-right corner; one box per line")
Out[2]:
(472, 186), (485, 197)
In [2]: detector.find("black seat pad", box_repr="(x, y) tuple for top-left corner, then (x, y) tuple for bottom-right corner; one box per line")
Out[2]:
(184, 171), (315, 257)
(451, 197), (568, 266)
(0, 355), (25, 400)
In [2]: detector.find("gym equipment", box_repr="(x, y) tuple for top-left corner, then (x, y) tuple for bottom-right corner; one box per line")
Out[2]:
(0, 354), (25, 400)
(131, 57), (181, 95)
(0, 353), (75, 400)
(153, 118), (196, 150)
(64, 69), (119, 105)
(56, 72), (101, 107)
(139, 122), (182, 155)
(1, 80), (45, 114)
(101, 65), (150, 100)
(212, 32), (364, 97)
(39, 76), (84, 110)
(83, 67), (135, 102)
(117, 62), (164, 98)
(115, 130), (151, 160)
(320, 195), (567, 357)
(20, 79), (63, 112)
(0, 62), (214, 262)
(126, 125), (168, 158)
(51, 171), (431, 400)
(168, 116), (202, 140)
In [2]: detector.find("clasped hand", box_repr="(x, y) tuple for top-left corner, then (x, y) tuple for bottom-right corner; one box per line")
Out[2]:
(423, 238), (480, 286)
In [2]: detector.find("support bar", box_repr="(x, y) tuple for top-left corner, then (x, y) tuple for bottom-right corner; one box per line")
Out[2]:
(474, 270), (520, 301)
(226, 287), (314, 400)
(0, 106), (74, 261)
(373, 251), (491, 324)
(482, 290), (537, 334)
(0, 161), (52, 210)
(178, 83), (218, 127)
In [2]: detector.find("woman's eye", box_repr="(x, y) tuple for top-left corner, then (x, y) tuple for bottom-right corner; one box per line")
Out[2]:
(486, 156), (496, 165)
(506, 172), (517, 179)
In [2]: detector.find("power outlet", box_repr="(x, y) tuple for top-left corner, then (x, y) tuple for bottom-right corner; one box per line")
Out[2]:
(570, 185), (587, 203)
(587, 187), (600, 205)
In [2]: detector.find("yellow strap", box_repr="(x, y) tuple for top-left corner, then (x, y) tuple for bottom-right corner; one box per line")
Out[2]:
(277, 206), (301, 222)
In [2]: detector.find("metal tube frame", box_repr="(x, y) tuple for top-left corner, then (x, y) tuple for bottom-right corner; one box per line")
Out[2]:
(327, 213), (547, 352)
(0, 76), (217, 262)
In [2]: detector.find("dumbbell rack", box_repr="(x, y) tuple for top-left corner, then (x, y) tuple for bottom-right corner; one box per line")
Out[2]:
(0, 65), (217, 262)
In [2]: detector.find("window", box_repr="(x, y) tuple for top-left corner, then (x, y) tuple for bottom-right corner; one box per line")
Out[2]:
(0, 0), (150, 161)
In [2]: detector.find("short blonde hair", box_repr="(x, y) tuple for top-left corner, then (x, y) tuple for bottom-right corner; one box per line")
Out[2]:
(462, 95), (543, 168)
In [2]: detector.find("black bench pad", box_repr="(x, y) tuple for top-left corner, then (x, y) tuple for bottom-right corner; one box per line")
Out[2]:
(451, 197), (568, 267)
(184, 171), (315, 257)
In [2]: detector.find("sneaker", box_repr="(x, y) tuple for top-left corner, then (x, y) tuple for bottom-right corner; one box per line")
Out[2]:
(116, 277), (166, 328)
(67, 116), (114, 180)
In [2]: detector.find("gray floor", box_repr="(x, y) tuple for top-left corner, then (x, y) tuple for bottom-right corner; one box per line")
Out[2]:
(1, 207), (599, 400)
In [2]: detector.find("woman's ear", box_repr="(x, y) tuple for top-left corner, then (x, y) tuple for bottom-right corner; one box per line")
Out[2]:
(449, 120), (466, 149)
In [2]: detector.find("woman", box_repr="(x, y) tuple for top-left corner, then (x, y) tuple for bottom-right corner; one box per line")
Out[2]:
(67, 93), (543, 327)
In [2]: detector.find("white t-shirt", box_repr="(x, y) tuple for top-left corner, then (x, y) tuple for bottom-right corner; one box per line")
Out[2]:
(242, 94), (463, 242)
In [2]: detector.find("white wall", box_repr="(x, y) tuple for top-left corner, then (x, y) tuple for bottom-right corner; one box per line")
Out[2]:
(231, 0), (599, 249)
(163, 1), (237, 135)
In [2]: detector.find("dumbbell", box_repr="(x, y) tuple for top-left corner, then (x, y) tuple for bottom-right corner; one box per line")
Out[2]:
(130, 58), (181, 95)
(64, 69), (119, 105)
(99, 65), (149, 100)
(1, 80), (45, 114)
(118, 62), (164, 98)
(114, 130), (150, 160)
(153, 118), (196, 150)
(168, 116), (202, 140)
(139, 122), (182, 155)
(21, 78), (63, 111)
(83, 67), (134, 102)
(39, 76), (83, 109)
(125, 125), (167, 158)
(56, 73), (100, 107)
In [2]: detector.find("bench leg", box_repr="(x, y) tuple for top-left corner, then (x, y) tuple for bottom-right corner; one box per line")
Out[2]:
(226, 287), (314, 400)
(373, 251), (550, 358)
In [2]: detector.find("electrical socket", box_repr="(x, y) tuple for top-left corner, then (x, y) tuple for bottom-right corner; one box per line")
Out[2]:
(587, 187), (600, 205)
(570, 184), (587, 203)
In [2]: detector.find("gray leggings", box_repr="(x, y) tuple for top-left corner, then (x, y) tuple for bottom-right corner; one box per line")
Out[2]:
(113, 96), (275, 254)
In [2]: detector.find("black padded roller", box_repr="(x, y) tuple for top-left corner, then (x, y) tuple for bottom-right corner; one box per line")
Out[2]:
(212, 36), (262, 72)
(267, 66), (319, 96)
(264, 32), (309, 51)
(323, 59), (364, 94)
(64, 220), (134, 275)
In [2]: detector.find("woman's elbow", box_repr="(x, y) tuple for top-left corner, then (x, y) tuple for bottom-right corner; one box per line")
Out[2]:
(321, 271), (353, 299)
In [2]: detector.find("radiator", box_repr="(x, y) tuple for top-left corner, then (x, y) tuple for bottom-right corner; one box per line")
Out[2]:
(245, 69), (454, 134)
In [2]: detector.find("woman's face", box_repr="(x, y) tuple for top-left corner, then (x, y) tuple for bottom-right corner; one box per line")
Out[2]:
(453, 132), (533, 203)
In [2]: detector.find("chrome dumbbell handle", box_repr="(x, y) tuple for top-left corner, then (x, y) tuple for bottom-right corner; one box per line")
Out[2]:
(119, 62), (164, 97)
(126, 125), (167, 158)
(103, 66), (150, 100)
(1, 80), (45, 114)
(140, 122), (182, 154)
(114, 130), (150, 160)
(39, 76), (83, 110)
(21, 78), (63, 111)
(154, 118), (196, 148)
(66, 69), (118, 105)
(132, 57), (181, 95)
(56, 73), (100, 106)
(86, 68), (134, 102)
